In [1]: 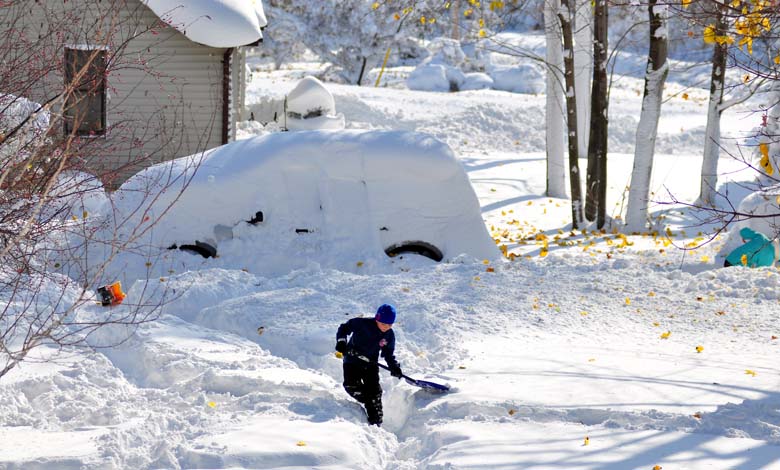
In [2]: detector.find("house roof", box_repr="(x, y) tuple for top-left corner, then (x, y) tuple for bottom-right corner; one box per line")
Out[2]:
(143, 0), (267, 48)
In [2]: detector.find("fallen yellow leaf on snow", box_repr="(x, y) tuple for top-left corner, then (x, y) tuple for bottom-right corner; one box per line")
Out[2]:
(696, 345), (704, 353)
(207, 401), (217, 408)
(660, 331), (671, 339)
(296, 441), (307, 446)
(745, 369), (757, 376)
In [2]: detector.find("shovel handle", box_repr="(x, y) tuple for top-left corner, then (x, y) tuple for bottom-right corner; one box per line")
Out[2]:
(345, 351), (449, 392)
(348, 351), (407, 379)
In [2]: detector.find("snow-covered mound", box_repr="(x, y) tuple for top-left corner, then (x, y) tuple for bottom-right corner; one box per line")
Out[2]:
(407, 61), (544, 94)
(285, 76), (345, 131)
(0, 93), (49, 132)
(0, 94), (49, 164)
(406, 37), (543, 94)
(81, 130), (497, 285)
(490, 64), (545, 94)
(406, 64), (463, 92)
(719, 184), (780, 263)
(461, 72), (494, 91)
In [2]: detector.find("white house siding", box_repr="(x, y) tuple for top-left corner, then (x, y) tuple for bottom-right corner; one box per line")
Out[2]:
(102, 1), (228, 183)
(3, 0), (248, 186)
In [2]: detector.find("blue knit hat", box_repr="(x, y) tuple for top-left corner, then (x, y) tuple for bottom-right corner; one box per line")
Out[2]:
(375, 304), (397, 324)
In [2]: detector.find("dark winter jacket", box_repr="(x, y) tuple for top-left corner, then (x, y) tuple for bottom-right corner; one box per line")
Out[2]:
(725, 227), (776, 268)
(336, 317), (399, 369)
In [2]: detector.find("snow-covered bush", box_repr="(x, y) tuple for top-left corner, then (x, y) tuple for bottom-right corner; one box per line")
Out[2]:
(490, 64), (544, 94)
(271, 0), (398, 84)
(407, 64), (465, 92)
(426, 38), (467, 68)
(0, 94), (50, 168)
(257, 6), (308, 69)
(406, 36), (545, 94)
(461, 73), (494, 91)
(406, 39), (471, 92)
(388, 36), (430, 67)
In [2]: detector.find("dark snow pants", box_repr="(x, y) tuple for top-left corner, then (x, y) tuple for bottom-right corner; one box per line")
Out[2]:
(343, 361), (383, 425)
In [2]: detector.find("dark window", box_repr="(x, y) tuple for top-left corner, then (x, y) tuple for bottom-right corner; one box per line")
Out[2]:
(64, 48), (106, 136)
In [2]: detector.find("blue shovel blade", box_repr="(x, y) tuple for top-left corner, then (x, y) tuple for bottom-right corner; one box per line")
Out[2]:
(406, 377), (450, 393)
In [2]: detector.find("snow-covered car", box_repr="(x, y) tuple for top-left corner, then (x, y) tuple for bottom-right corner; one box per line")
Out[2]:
(88, 130), (497, 283)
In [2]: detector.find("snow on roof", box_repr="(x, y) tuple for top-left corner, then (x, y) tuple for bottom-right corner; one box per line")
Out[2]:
(143, 0), (267, 48)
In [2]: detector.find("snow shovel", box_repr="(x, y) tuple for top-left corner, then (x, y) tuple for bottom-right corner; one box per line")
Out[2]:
(349, 351), (450, 393)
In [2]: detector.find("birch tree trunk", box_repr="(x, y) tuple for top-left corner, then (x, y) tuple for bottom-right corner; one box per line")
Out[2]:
(545, 0), (567, 198)
(558, 0), (585, 228)
(626, 0), (669, 231)
(451, 0), (461, 41)
(574, 0), (592, 158)
(698, 4), (728, 207)
(585, 0), (608, 227)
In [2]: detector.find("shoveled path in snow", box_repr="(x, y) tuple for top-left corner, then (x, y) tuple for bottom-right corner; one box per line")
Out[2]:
(109, 259), (780, 468)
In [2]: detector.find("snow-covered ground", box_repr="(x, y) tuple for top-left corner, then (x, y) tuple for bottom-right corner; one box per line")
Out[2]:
(2, 35), (780, 469)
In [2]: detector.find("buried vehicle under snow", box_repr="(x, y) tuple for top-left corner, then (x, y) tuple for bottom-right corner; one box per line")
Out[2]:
(93, 130), (497, 283)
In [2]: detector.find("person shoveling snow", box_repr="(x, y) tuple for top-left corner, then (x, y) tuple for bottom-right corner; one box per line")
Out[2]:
(723, 227), (776, 268)
(335, 304), (402, 426)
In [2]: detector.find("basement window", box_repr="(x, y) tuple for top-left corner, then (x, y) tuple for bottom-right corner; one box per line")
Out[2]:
(64, 47), (107, 136)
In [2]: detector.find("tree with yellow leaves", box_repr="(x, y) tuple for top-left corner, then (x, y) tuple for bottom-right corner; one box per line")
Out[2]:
(686, 0), (772, 206)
